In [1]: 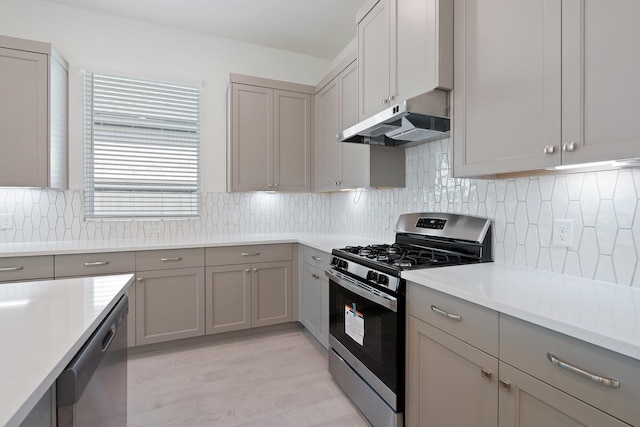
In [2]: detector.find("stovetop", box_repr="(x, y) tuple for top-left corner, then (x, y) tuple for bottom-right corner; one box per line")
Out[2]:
(336, 243), (472, 270)
(328, 213), (493, 294)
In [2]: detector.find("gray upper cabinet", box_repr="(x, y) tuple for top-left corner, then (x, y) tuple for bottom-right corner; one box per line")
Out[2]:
(453, 0), (640, 177)
(357, 0), (453, 121)
(229, 74), (313, 192)
(0, 35), (68, 189)
(315, 55), (405, 191)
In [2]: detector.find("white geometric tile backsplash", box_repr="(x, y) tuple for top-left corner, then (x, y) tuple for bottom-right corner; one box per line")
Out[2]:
(0, 137), (639, 287)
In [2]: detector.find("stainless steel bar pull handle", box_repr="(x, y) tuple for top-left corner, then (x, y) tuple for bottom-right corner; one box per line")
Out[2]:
(547, 353), (620, 388)
(241, 252), (261, 257)
(84, 261), (109, 266)
(0, 266), (24, 272)
(431, 305), (462, 321)
(161, 257), (183, 262)
(311, 256), (322, 261)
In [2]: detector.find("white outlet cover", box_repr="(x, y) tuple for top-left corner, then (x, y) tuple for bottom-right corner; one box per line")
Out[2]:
(552, 219), (573, 247)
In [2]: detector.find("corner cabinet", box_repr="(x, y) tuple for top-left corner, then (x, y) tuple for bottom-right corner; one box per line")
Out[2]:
(453, 0), (640, 177)
(315, 55), (406, 191)
(357, 0), (452, 120)
(0, 35), (68, 189)
(228, 74), (313, 192)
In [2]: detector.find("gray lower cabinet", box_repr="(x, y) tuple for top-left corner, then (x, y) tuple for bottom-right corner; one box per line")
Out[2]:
(407, 281), (638, 427)
(135, 267), (205, 345)
(55, 252), (136, 347)
(0, 256), (53, 283)
(407, 316), (498, 427)
(298, 245), (330, 348)
(205, 264), (252, 334)
(498, 362), (627, 427)
(406, 283), (499, 427)
(205, 244), (293, 334)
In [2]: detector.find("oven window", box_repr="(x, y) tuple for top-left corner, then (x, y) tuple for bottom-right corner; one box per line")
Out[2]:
(329, 278), (402, 394)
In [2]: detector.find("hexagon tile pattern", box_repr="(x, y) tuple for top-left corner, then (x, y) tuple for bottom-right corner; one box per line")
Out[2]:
(1, 138), (640, 287)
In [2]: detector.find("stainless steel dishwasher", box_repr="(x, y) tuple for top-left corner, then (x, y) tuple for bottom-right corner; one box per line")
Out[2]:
(56, 295), (128, 426)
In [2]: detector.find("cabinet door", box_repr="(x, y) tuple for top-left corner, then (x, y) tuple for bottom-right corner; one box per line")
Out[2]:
(453, 0), (562, 177)
(315, 77), (341, 192)
(230, 83), (273, 191)
(136, 267), (205, 345)
(251, 261), (292, 327)
(561, 0), (640, 165)
(499, 362), (629, 427)
(300, 263), (321, 336)
(358, 0), (395, 119)
(317, 272), (329, 349)
(205, 264), (251, 334)
(340, 60), (370, 190)
(0, 47), (48, 187)
(406, 315), (498, 427)
(274, 90), (311, 192)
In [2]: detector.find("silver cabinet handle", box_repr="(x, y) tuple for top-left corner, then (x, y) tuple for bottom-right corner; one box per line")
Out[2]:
(547, 353), (620, 388)
(274, 183), (279, 188)
(252, 268), (258, 272)
(161, 257), (183, 262)
(245, 269), (250, 272)
(311, 256), (322, 262)
(431, 305), (462, 321)
(137, 277), (144, 282)
(83, 261), (109, 266)
(312, 273), (320, 279)
(268, 183), (273, 188)
(241, 252), (261, 257)
(562, 142), (576, 152)
(0, 266), (24, 272)
(481, 369), (492, 380)
(543, 145), (555, 154)
(382, 98), (389, 104)
(499, 379), (511, 390)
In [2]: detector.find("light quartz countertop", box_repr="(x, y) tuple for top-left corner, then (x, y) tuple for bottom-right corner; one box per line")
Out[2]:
(402, 263), (640, 361)
(0, 274), (134, 427)
(0, 233), (378, 257)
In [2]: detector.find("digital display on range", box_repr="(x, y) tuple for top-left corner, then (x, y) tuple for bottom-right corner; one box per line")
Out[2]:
(416, 218), (446, 230)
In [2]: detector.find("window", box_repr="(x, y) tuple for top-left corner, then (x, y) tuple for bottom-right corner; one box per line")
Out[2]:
(83, 72), (201, 219)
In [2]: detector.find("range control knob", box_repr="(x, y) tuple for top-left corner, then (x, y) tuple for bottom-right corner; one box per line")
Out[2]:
(377, 275), (389, 286)
(339, 260), (349, 269)
(366, 271), (378, 282)
(330, 257), (340, 266)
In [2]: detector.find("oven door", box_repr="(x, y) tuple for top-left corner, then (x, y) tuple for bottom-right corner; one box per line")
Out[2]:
(326, 267), (403, 410)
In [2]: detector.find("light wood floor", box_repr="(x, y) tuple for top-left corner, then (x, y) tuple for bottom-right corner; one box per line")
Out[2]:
(127, 329), (370, 426)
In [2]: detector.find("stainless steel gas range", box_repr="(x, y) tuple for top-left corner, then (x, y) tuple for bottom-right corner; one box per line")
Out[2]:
(326, 213), (493, 427)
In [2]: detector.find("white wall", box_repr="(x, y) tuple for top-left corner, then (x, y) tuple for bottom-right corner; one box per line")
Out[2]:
(0, 0), (332, 192)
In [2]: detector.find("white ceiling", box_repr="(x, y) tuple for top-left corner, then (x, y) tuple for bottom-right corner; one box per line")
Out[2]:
(43, 0), (369, 59)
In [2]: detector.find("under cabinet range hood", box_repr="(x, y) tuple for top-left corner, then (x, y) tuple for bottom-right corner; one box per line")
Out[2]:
(337, 89), (451, 147)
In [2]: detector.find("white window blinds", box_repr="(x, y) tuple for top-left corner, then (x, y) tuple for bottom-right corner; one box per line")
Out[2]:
(83, 72), (201, 219)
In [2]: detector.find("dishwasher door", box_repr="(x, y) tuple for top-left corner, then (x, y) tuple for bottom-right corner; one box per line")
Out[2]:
(56, 295), (128, 427)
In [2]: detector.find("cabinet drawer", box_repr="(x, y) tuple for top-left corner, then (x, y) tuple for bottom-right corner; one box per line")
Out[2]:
(136, 248), (204, 271)
(500, 315), (640, 426)
(0, 256), (54, 282)
(55, 252), (135, 277)
(300, 245), (331, 271)
(206, 244), (292, 266)
(407, 283), (499, 357)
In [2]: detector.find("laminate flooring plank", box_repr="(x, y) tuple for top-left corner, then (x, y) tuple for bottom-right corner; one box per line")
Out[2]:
(127, 330), (370, 426)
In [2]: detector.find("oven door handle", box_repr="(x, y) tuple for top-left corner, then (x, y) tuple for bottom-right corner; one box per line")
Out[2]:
(325, 269), (398, 312)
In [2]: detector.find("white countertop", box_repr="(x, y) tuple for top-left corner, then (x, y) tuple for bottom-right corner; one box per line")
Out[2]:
(0, 274), (134, 427)
(0, 233), (378, 257)
(402, 263), (640, 361)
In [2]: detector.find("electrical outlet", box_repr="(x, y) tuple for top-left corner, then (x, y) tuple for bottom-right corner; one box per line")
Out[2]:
(552, 219), (573, 247)
(0, 214), (12, 230)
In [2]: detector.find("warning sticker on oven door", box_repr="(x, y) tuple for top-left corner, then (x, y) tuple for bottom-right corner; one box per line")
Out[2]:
(345, 304), (364, 345)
